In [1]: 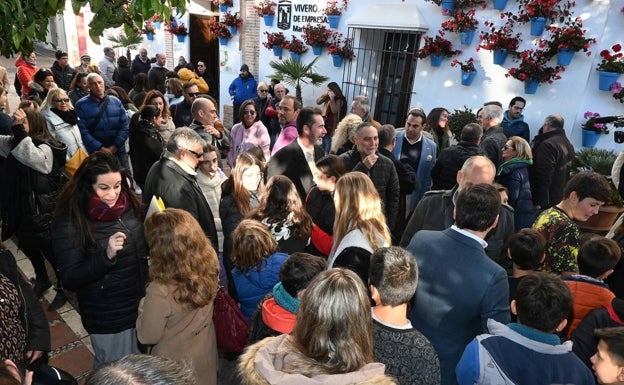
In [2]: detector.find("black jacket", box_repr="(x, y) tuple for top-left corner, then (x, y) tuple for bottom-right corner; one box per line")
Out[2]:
(113, 67), (134, 93)
(52, 209), (148, 334)
(129, 118), (164, 185)
(143, 156), (218, 248)
(530, 128), (575, 208)
(400, 186), (515, 269)
(379, 147), (417, 195)
(0, 248), (51, 353)
(130, 55), (150, 75)
(170, 101), (193, 128)
(51, 61), (76, 92)
(480, 125), (507, 168)
(431, 142), (482, 190)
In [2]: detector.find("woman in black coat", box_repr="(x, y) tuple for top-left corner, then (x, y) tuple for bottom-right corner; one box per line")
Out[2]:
(129, 105), (164, 188)
(0, 243), (50, 373)
(52, 151), (148, 367)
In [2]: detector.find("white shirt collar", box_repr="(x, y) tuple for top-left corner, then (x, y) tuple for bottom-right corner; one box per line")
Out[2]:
(297, 137), (314, 155)
(404, 132), (422, 145)
(450, 225), (489, 249)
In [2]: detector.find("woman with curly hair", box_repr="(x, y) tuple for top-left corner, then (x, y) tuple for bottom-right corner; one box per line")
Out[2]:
(137, 209), (220, 385)
(329, 172), (391, 286)
(141, 90), (175, 143)
(329, 113), (362, 155)
(238, 268), (395, 384)
(231, 219), (288, 320)
(248, 175), (313, 254)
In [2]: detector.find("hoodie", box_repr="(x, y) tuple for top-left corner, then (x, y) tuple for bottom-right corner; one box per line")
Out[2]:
(502, 111), (530, 142)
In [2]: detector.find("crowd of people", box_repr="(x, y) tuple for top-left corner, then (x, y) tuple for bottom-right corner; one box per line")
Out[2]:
(2, 48), (624, 385)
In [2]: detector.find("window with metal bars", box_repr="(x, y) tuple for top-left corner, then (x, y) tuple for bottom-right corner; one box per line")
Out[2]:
(341, 28), (422, 128)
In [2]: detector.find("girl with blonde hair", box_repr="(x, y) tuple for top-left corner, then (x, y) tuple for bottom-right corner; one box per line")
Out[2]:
(238, 268), (395, 384)
(138, 208), (219, 385)
(330, 113), (362, 155)
(329, 172), (391, 285)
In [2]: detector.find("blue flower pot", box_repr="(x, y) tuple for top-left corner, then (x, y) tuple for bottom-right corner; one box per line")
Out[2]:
(460, 29), (476, 46)
(332, 55), (343, 67)
(461, 70), (477, 86)
(176, 34), (185, 43)
(441, 0), (454, 14)
(272, 46), (283, 57)
(557, 49), (575, 66)
(493, 0), (508, 10)
(582, 129), (601, 147)
(312, 45), (323, 55)
(430, 54), (443, 67)
(229, 26), (237, 35)
(598, 71), (621, 91)
(146, 32), (154, 41)
(328, 15), (340, 29)
(524, 78), (539, 94)
(220, 4), (228, 12)
(493, 49), (508, 65)
(154, 21), (161, 29)
(219, 37), (228, 46)
(290, 53), (301, 62)
(263, 14), (275, 26)
(530, 17), (547, 36)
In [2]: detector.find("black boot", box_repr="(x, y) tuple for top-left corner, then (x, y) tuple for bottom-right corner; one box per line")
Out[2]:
(48, 288), (67, 311)
(31, 277), (52, 298)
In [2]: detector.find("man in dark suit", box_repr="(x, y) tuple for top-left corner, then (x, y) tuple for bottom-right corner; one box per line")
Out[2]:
(267, 107), (326, 201)
(142, 127), (218, 249)
(406, 183), (510, 385)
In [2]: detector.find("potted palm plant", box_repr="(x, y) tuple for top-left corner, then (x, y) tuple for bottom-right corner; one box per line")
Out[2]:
(268, 57), (329, 102)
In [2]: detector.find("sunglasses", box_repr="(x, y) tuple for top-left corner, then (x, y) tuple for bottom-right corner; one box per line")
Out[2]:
(243, 110), (256, 115)
(187, 92), (200, 97)
(55, 98), (70, 103)
(183, 148), (203, 159)
(258, 89), (268, 92)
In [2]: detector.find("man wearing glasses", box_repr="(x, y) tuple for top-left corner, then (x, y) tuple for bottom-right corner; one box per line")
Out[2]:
(171, 83), (200, 127)
(143, 127), (219, 248)
(195, 60), (217, 100)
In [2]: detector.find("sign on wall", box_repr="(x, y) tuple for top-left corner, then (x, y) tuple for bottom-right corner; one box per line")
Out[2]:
(277, 0), (328, 31)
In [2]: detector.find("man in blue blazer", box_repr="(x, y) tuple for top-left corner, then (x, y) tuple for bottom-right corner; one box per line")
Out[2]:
(393, 108), (437, 213)
(406, 183), (510, 385)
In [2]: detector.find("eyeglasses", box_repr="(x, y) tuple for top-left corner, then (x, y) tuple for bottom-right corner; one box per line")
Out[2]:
(183, 148), (204, 159)
(197, 64), (205, 67)
(503, 145), (515, 151)
(186, 92), (200, 97)
(55, 98), (70, 103)
(242, 110), (256, 115)
(258, 89), (268, 92)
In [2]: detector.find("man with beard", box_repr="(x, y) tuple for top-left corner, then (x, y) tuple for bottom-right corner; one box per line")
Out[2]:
(271, 95), (301, 155)
(267, 107), (326, 201)
(131, 48), (151, 76)
(228, 64), (257, 124)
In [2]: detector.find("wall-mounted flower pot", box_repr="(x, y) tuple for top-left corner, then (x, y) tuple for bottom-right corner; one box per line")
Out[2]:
(332, 55), (343, 67)
(581, 129), (601, 148)
(328, 15), (340, 29)
(524, 79), (539, 94)
(598, 71), (621, 91)
(220, 4), (228, 12)
(493, 0), (508, 10)
(146, 32), (154, 41)
(461, 70), (477, 86)
(263, 14), (275, 26)
(290, 53), (301, 62)
(273, 47), (283, 57)
(459, 29), (476, 46)
(219, 37), (228, 46)
(441, 0), (454, 14)
(154, 21), (162, 29)
(493, 49), (508, 65)
(557, 49), (575, 66)
(229, 26), (237, 35)
(312, 45), (323, 55)
(530, 17), (547, 36)
(430, 54), (443, 67)
(176, 34), (186, 43)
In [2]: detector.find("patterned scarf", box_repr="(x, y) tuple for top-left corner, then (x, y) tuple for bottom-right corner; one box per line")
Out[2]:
(87, 191), (129, 221)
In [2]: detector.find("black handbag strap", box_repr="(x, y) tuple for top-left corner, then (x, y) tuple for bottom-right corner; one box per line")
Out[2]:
(88, 96), (109, 134)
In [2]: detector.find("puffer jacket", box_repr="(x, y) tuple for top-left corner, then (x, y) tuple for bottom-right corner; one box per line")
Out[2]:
(431, 141), (482, 190)
(75, 95), (129, 153)
(228, 75), (258, 105)
(496, 159), (535, 230)
(238, 334), (396, 385)
(15, 56), (37, 97)
(43, 108), (86, 160)
(564, 277), (615, 338)
(51, 61), (76, 92)
(52, 208), (148, 334)
(129, 118), (164, 186)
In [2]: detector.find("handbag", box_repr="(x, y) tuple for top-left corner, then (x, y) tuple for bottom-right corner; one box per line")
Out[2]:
(213, 286), (249, 352)
(65, 147), (89, 177)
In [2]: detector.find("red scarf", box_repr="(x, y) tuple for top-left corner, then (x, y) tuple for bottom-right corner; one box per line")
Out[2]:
(87, 191), (129, 221)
